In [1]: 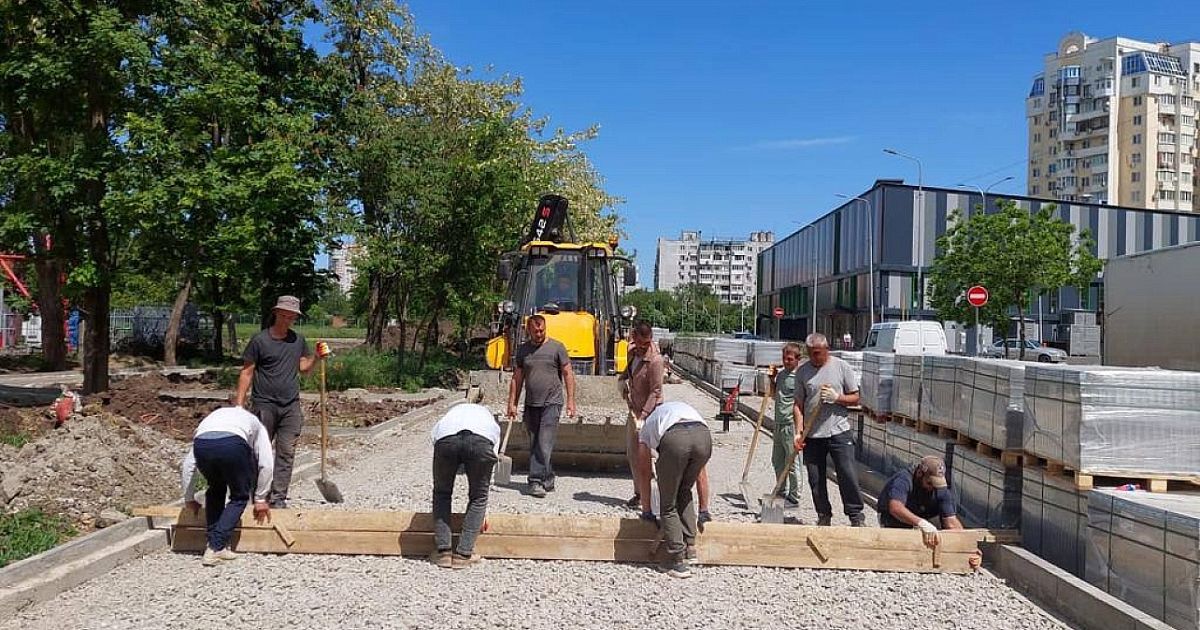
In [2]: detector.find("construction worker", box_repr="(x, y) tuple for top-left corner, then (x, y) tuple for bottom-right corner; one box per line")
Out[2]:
(618, 321), (664, 508)
(429, 403), (500, 569)
(234, 295), (326, 508)
(637, 400), (712, 579)
(770, 344), (803, 507)
(880, 456), (982, 569)
(507, 314), (576, 498)
(180, 407), (274, 567)
(794, 332), (866, 526)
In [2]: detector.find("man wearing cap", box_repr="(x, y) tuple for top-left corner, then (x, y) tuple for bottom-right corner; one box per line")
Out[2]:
(235, 295), (323, 508)
(879, 455), (965, 546)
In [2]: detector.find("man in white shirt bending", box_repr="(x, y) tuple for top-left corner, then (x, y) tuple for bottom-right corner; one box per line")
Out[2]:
(180, 407), (275, 567)
(430, 403), (501, 570)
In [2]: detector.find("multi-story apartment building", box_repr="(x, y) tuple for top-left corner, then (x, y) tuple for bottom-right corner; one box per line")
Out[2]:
(328, 242), (364, 295)
(654, 231), (774, 304)
(1028, 32), (1200, 211)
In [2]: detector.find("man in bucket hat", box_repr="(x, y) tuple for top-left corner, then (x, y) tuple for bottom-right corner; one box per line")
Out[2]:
(235, 295), (327, 508)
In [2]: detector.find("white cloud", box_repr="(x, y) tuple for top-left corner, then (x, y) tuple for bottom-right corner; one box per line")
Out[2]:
(737, 136), (856, 150)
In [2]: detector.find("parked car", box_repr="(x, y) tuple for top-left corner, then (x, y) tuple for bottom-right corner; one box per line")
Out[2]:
(863, 321), (948, 355)
(982, 338), (1067, 363)
(731, 331), (764, 340)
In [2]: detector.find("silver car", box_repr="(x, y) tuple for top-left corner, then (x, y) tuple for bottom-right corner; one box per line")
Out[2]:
(983, 339), (1068, 363)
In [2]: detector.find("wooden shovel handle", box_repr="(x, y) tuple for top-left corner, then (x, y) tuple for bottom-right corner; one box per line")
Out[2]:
(498, 413), (516, 455)
(319, 359), (328, 479)
(739, 392), (771, 482)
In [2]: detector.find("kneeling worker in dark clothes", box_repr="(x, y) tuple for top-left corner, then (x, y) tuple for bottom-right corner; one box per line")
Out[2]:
(430, 403), (500, 569)
(181, 407), (275, 567)
(637, 401), (712, 579)
(879, 456), (964, 545)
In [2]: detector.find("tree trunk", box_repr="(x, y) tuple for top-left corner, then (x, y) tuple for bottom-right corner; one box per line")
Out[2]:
(365, 270), (387, 350)
(33, 256), (67, 370)
(81, 283), (110, 394)
(394, 287), (410, 365)
(163, 273), (193, 366)
(227, 317), (238, 355)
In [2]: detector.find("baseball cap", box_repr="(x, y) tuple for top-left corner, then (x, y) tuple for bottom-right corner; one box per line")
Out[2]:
(917, 455), (948, 488)
(273, 295), (302, 314)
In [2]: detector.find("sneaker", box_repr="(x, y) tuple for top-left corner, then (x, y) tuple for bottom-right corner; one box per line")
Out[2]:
(662, 561), (692, 579)
(817, 515), (832, 527)
(625, 494), (641, 509)
(783, 495), (801, 509)
(529, 482), (547, 498)
(542, 479), (556, 493)
(214, 548), (239, 561)
(201, 548), (220, 567)
(429, 549), (453, 568)
(451, 553), (484, 569)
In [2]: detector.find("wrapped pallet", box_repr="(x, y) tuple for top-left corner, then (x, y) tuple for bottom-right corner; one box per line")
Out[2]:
(919, 355), (962, 429)
(832, 351), (863, 380)
(1022, 466), (1090, 576)
(959, 359), (1026, 451)
(861, 352), (895, 415)
(858, 417), (888, 473)
(951, 447), (1021, 529)
(748, 341), (787, 367)
(713, 363), (757, 392)
(910, 430), (954, 475)
(711, 338), (750, 364)
(1087, 489), (1200, 629)
(891, 354), (923, 420)
(884, 422), (915, 477)
(700, 338), (716, 362)
(952, 359), (975, 436)
(1024, 365), (1200, 476)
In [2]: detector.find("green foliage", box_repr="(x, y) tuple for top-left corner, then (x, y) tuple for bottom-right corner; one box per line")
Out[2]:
(0, 430), (30, 449)
(928, 200), (1102, 355)
(0, 509), (76, 567)
(622, 285), (752, 333)
(299, 347), (472, 393)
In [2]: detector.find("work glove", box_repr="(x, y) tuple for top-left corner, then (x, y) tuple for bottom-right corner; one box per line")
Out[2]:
(819, 385), (838, 404)
(639, 511), (659, 527)
(315, 341), (333, 359)
(916, 518), (940, 549)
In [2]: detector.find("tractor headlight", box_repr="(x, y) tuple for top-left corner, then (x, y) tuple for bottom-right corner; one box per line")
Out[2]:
(620, 305), (637, 320)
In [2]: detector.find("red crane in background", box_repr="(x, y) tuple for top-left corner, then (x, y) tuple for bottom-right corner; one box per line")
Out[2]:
(0, 254), (32, 350)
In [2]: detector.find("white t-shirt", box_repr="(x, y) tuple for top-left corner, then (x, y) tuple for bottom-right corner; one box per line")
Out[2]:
(180, 407), (275, 502)
(638, 401), (707, 450)
(431, 403), (502, 454)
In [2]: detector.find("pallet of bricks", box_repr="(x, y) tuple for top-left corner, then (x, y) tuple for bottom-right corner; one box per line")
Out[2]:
(666, 335), (783, 398)
(1023, 364), (1200, 628)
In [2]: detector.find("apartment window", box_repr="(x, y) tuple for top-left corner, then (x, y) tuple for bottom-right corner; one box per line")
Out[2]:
(1157, 170), (1174, 182)
(1031, 185), (1040, 195)
(1183, 191), (1194, 202)
(1133, 115), (1143, 125)
(1081, 177), (1090, 187)
(1034, 115), (1041, 125)
(1160, 94), (1177, 106)
(1132, 190), (1143, 202)
(1034, 132), (1041, 142)
(1133, 96), (1144, 106)
(1096, 175), (1108, 188)
(1032, 168), (1041, 177)
(1182, 115), (1195, 127)
(1183, 154), (1192, 165)
(1132, 153), (1142, 164)
(1048, 163), (1058, 174)
(1159, 132), (1177, 144)
(1093, 153), (1108, 165)
(1184, 96), (1195, 108)
(1050, 128), (1058, 138)
(1132, 172), (1141, 182)
(1160, 190), (1176, 201)
(1131, 77), (1140, 88)
(1184, 134), (1195, 146)
(1082, 139), (1090, 148)
(1132, 133), (1142, 145)
(1065, 103), (1079, 115)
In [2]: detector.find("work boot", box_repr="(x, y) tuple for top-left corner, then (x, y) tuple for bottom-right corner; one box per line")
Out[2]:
(625, 493), (641, 509)
(783, 495), (801, 509)
(201, 548), (220, 567)
(451, 552), (484, 569)
(543, 478), (556, 493)
(850, 515), (867, 528)
(529, 482), (547, 498)
(429, 549), (453, 568)
(685, 545), (698, 565)
(214, 548), (239, 561)
(817, 515), (832, 527)
(659, 559), (692, 579)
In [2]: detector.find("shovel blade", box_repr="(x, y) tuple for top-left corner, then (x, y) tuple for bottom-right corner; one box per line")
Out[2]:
(759, 495), (785, 524)
(494, 455), (513, 486)
(315, 477), (344, 503)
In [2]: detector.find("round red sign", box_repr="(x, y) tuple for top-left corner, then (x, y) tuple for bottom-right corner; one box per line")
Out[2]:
(966, 285), (989, 308)
(773, 306), (784, 318)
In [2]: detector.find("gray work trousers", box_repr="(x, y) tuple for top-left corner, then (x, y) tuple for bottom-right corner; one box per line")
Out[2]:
(523, 404), (561, 486)
(253, 399), (302, 507)
(656, 423), (713, 562)
(432, 431), (497, 556)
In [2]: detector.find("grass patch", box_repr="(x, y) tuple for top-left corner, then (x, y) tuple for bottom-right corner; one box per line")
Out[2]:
(234, 323), (366, 344)
(0, 430), (30, 449)
(0, 509), (76, 568)
(300, 347), (474, 393)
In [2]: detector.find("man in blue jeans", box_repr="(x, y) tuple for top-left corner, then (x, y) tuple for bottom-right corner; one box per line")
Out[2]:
(430, 403), (501, 569)
(794, 333), (866, 527)
(181, 407), (275, 566)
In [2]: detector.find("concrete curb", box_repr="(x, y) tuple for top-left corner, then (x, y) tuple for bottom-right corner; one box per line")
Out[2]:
(992, 544), (1173, 630)
(0, 516), (168, 619)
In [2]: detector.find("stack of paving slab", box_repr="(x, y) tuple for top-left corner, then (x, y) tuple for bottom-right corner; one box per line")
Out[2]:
(1023, 365), (1200, 477)
(955, 358), (1026, 451)
(891, 354), (923, 420)
(918, 354), (962, 429)
(746, 340), (786, 368)
(859, 416), (888, 473)
(883, 422), (915, 477)
(860, 352), (895, 416)
(831, 350), (863, 377)
(1086, 489), (1200, 629)
(1022, 465), (1090, 576)
(951, 446), (1021, 529)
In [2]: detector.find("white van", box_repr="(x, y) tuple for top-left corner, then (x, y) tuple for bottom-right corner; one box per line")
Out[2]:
(863, 321), (948, 355)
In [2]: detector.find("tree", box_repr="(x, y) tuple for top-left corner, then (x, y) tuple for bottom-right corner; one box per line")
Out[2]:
(928, 200), (1101, 359)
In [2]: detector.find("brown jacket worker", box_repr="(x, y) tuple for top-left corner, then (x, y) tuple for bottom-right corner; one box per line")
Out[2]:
(638, 401), (712, 579)
(618, 321), (663, 508)
(507, 315), (576, 498)
(234, 295), (320, 508)
(793, 332), (866, 526)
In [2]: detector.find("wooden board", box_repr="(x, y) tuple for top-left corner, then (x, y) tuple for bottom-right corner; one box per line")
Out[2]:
(150, 507), (987, 574)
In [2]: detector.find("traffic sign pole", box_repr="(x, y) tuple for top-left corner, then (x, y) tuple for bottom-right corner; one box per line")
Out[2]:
(966, 285), (988, 356)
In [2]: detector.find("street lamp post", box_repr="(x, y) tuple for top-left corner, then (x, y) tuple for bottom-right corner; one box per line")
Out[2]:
(884, 148), (924, 319)
(836, 193), (876, 328)
(956, 176), (1015, 215)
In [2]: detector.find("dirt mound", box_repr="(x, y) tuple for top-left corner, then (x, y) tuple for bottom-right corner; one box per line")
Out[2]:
(0, 414), (187, 529)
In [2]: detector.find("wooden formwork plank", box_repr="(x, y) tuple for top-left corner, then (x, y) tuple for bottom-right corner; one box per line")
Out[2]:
(155, 507), (986, 574)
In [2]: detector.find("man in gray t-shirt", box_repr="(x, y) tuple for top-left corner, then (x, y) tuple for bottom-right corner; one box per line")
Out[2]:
(794, 332), (865, 526)
(507, 315), (576, 497)
(235, 295), (316, 508)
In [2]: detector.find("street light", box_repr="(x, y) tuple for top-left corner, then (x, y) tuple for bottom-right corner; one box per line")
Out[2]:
(884, 148), (924, 319)
(956, 176), (1015, 214)
(835, 193), (876, 327)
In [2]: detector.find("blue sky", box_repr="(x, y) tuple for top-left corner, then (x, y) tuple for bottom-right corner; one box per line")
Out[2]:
(323, 1), (1195, 280)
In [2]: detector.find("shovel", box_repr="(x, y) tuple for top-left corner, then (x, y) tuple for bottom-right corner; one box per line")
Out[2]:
(314, 359), (344, 503)
(493, 412), (517, 485)
(759, 441), (802, 524)
(738, 389), (773, 509)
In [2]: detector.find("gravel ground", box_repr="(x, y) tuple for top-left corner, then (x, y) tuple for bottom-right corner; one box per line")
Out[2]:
(0, 382), (1069, 630)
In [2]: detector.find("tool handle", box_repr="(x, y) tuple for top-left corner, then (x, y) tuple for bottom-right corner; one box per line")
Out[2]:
(771, 437), (803, 497)
(498, 412), (516, 455)
(319, 359), (328, 479)
(739, 392), (771, 482)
